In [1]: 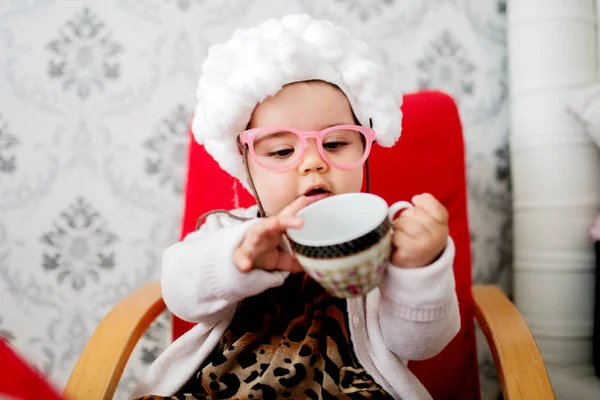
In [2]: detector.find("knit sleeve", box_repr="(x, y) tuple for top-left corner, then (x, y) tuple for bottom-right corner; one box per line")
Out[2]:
(161, 210), (290, 323)
(377, 238), (460, 360)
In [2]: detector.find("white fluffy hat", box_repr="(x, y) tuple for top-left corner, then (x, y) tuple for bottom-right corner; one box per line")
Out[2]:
(192, 13), (402, 191)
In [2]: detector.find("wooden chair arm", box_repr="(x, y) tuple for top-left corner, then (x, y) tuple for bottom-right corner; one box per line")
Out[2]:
(63, 281), (165, 400)
(473, 284), (555, 400)
(64, 281), (556, 400)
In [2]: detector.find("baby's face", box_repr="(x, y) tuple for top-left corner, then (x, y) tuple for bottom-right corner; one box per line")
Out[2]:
(246, 81), (363, 216)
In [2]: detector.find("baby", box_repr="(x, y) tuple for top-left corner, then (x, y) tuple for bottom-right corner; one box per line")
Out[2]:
(133, 14), (459, 400)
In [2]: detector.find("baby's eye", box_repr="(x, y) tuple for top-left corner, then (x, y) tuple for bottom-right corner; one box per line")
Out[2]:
(267, 147), (294, 158)
(323, 141), (348, 150)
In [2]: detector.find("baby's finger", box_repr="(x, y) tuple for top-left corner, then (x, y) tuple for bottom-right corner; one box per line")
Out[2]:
(276, 216), (304, 231)
(390, 231), (415, 267)
(275, 252), (303, 273)
(393, 213), (429, 239)
(233, 247), (254, 272)
(238, 220), (281, 264)
(235, 233), (281, 272)
(252, 249), (277, 271)
(254, 249), (303, 273)
(412, 193), (449, 225)
(254, 217), (303, 242)
(278, 196), (311, 219)
(245, 218), (280, 248)
(397, 207), (437, 235)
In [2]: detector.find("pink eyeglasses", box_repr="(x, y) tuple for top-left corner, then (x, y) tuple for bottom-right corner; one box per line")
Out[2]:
(239, 125), (376, 170)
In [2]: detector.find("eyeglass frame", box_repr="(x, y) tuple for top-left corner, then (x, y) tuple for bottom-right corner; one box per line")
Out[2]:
(238, 124), (376, 171)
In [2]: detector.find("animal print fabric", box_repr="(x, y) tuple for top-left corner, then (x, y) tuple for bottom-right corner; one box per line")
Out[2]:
(135, 273), (394, 399)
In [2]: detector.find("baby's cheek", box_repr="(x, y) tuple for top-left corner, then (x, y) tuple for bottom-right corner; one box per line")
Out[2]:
(250, 169), (295, 211)
(259, 183), (298, 215)
(330, 168), (363, 195)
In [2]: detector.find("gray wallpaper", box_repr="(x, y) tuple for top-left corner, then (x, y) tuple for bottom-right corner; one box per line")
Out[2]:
(0, 1), (508, 399)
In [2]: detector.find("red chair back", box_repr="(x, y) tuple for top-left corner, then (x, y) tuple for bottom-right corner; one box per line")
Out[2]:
(177, 90), (479, 399)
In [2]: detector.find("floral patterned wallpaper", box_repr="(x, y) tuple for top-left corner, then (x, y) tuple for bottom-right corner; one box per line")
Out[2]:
(0, 0), (508, 398)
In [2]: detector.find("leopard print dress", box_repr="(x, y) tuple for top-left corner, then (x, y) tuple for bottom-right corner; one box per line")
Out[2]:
(136, 273), (394, 400)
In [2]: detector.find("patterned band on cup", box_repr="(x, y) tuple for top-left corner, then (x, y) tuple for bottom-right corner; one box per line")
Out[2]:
(289, 218), (390, 259)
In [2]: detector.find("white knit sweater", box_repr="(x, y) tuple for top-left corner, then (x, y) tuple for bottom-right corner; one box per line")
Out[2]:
(132, 206), (460, 399)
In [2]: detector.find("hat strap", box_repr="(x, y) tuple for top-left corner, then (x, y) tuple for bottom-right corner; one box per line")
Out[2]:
(244, 145), (268, 217)
(365, 157), (371, 193)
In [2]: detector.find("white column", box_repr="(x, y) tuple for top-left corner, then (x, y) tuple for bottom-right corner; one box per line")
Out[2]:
(597, 0), (600, 77)
(509, 0), (600, 364)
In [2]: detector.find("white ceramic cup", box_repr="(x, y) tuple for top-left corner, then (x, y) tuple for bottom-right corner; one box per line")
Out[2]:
(286, 192), (412, 298)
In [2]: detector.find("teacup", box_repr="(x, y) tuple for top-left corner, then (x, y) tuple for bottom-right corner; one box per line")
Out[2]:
(286, 192), (413, 298)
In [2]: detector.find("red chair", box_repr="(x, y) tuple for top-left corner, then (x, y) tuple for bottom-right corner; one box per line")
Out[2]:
(176, 89), (477, 398)
(64, 91), (554, 399)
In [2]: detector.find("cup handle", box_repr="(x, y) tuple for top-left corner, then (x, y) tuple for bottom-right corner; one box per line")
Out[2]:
(388, 201), (414, 221)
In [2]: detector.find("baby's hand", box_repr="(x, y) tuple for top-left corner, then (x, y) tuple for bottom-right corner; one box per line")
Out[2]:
(233, 196), (311, 273)
(391, 193), (449, 268)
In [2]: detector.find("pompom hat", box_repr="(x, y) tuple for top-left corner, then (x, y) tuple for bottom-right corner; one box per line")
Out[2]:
(191, 13), (402, 191)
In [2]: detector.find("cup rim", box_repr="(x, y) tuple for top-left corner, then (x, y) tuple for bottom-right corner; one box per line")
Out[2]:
(287, 192), (388, 247)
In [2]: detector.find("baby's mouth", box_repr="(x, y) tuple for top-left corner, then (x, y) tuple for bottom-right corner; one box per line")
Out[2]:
(302, 186), (331, 204)
(305, 188), (327, 196)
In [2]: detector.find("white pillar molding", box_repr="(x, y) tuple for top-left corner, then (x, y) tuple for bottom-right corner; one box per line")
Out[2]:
(509, 0), (600, 364)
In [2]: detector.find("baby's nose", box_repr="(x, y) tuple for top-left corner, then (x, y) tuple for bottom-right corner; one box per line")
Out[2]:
(299, 140), (327, 173)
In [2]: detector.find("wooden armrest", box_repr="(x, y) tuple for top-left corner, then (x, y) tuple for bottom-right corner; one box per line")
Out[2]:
(473, 284), (554, 400)
(64, 281), (555, 399)
(63, 281), (166, 400)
